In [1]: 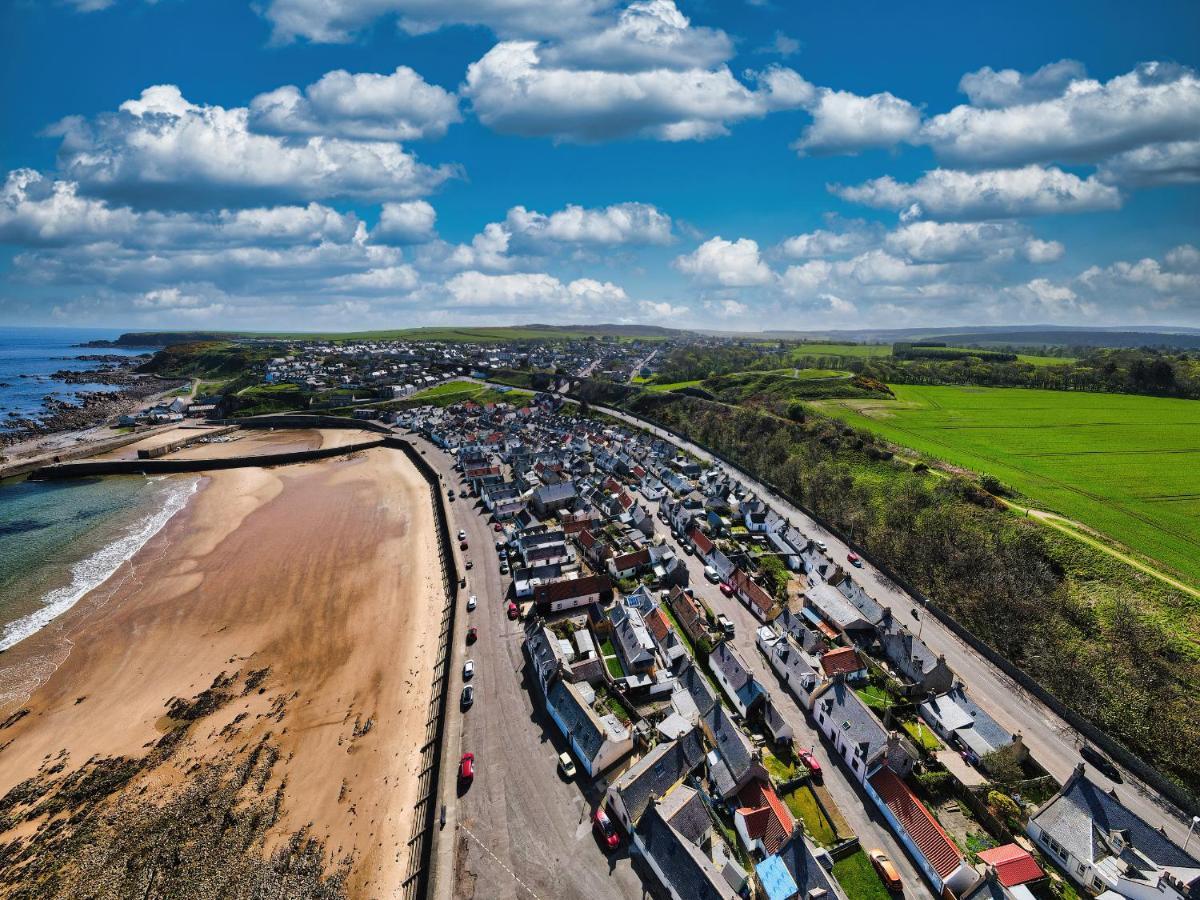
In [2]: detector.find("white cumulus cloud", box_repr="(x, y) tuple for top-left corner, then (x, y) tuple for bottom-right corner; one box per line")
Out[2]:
(674, 237), (773, 286)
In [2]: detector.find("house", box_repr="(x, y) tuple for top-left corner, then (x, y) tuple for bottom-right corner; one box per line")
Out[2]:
(866, 767), (979, 896)
(669, 587), (710, 646)
(542, 676), (634, 777)
(709, 641), (766, 718)
(530, 481), (577, 516)
(635, 784), (746, 900)
(645, 607), (689, 668)
(606, 728), (707, 833)
(610, 603), (658, 675)
(975, 844), (1045, 890)
(803, 582), (876, 639)
(733, 778), (795, 857)
(756, 830), (850, 900)
(812, 679), (915, 783)
(672, 661), (718, 725)
(819, 646), (868, 683)
(531, 574), (612, 613)
(1027, 765), (1200, 898)
(756, 627), (822, 711)
(608, 547), (652, 580)
(759, 698), (794, 747)
(701, 701), (763, 800)
(730, 568), (777, 622)
(876, 617), (954, 696)
(919, 686), (1027, 766)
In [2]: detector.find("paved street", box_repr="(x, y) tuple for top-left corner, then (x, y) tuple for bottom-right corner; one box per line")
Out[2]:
(586, 400), (1197, 848)
(415, 435), (645, 900)
(647, 515), (936, 900)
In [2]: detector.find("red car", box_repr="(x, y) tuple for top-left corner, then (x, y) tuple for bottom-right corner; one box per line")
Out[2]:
(492, 523), (503, 532)
(847, 552), (862, 567)
(466, 627), (478, 644)
(459, 752), (475, 783)
(506, 600), (519, 620)
(592, 807), (620, 851)
(799, 749), (823, 780)
(460, 540), (469, 550)
(719, 582), (734, 597)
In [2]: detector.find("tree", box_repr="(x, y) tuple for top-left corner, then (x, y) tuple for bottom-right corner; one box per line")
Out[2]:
(981, 745), (1023, 783)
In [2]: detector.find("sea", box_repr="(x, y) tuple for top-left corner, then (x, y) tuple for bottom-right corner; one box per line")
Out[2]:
(0, 326), (150, 433)
(0, 327), (196, 655)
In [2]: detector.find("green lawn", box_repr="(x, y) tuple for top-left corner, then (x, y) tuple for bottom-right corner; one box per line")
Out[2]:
(599, 638), (624, 678)
(407, 383), (532, 408)
(782, 786), (836, 846)
(814, 384), (1200, 590)
(645, 379), (703, 392)
(855, 684), (892, 714)
(1017, 354), (1077, 366)
(902, 719), (943, 752)
(763, 749), (799, 783)
(785, 342), (894, 360)
(832, 850), (892, 900)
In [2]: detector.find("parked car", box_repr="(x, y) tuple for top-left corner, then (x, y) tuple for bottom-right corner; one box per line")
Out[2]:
(460, 540), (469, 550)
(592, 807), (620, 851)
(465, 559), (473, 569)
(719, 582), (734, 597)
(499, 563), (509, 575)
(463, 659), (475, 680)
(704, 565), (720, 583)
(460, 685), (474, 709)
(558, 752), (577, 779)
(716, 613), (735, 638)
(868, 849), (903, 893)
(1081, 745), (1123, 782)
(959, 747), (980, 767)
(466, 627), (478, 644)
(799, 749), (822, 781)
(457, 529), (466, 540)
(459, 576), (467, 588)
(815, 539), (828, 552)
(506, 600), (519, 620)
(493, 523), (503, 532)
(683, 543), (694, 556)
(847, 552), (862, 567)
(466, 594), (477, 611)
(458, 752), (475, 783)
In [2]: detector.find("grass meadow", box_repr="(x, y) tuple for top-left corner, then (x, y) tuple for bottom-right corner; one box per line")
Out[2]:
(814, 384), (1200, 589)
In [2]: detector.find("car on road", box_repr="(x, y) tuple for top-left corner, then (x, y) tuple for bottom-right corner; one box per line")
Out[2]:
(465, 559), (473, 569)
(466, 595), (477, 611)
(493, 523), (503, 532)
(459, 576), (467, 588)
(495, 539), (505, 550)
(815, 539), (828, 552)
(592, 807), (620, 851)
(719, 581), (734, 597)
(463, 659), (475, 680)
(458, 752), (474, 784)
(460, 540), (469, 550)
(683, 543), (694, 556)
(460, 685), (474, 709)
(557, 752), (577, 779)
(704, 565), (720, 583)
(499, 563), (509, 575)
(847, 552), (862, 567)
(868, 849), (903, 893)
(799, 749), (822, 781)
(506, 600), (519, 620)
(466, 627), (478, 644)
(1081, 745), (1123, 782)
(457, 529), (466, 540)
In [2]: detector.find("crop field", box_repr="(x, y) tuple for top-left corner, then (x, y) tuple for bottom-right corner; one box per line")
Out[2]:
(814, 384), (1200, 589)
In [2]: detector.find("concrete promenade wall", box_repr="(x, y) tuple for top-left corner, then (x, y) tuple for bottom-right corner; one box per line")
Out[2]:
(0, 425), (176, 481)
(138, 425), (238, 459)
(29, 437), (386, 480)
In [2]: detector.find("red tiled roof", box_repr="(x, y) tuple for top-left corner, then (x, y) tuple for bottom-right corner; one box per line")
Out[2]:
(618, 492), (634, 510)
(577, 529), (596, 548)
(977, 844), (1045, 887)
(688, 527), (714, 556)
(736, 780), (793, 856)
(612, 548), (650, 571)
(532, 574), (612, 606)
(633, 465), (646, 479)
(732, 569), (774, 614)
(820, 646), (863, 677)
(869, 769), (963, 879)
(644, 608), (672, 643)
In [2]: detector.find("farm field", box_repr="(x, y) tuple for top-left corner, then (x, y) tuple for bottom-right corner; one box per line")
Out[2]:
(813, 384), (1200, 589)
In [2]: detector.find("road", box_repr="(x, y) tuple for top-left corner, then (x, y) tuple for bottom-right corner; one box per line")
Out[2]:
(581, 399), (1197, 848)
(648, 515), (935, 899)
(415, 434), (645, 900)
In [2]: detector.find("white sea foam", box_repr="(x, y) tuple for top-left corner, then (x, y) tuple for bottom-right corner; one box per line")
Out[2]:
(0, 477), (199, 652)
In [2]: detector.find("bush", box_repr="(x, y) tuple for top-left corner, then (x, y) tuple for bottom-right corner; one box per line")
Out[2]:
(980, 474), (1008, 496)
(981, 746), (1023, 783)
(786, 401), (806, 422)
(916, 770), (954, 802)
(987, 790), (1023, 830)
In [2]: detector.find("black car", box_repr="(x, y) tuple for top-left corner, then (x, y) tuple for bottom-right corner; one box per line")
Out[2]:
(1081, 745), (1122, 782)
(460, 685), (475, 709)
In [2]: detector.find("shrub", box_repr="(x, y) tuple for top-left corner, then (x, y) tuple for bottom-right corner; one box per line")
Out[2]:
(987, 790), (1023, 830)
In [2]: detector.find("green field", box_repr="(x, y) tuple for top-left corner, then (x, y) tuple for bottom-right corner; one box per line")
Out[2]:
(815, 385), (1200, 588)
(407, 382), (532, 407)
(784, 342), (893, 360)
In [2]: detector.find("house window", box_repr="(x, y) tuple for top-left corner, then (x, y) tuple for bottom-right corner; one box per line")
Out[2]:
(1076, 864), (1085, 876)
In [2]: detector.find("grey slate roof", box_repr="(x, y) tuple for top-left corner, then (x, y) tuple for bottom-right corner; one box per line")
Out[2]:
(545, 676), (627, 766)
(920, 686), (1013, 756)
(816, 680), (888, 762)
(637, 798), (738, 900)
(773, 831), (847, 900)
(1033, 770), (1200, 870)
(703, 702), (755, 797)
(612, 727), (706, 828)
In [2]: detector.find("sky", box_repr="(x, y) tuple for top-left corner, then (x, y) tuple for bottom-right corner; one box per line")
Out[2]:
(0, 0), (1198, 332)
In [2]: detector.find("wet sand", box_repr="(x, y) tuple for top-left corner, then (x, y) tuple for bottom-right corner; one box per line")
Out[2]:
(0, 446), (443, 897)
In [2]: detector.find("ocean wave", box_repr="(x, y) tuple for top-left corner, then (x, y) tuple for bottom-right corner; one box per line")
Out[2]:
(0, 477), (199, 652)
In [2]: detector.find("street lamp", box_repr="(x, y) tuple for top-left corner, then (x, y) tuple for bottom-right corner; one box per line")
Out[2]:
(1186, 815), (1200, 854)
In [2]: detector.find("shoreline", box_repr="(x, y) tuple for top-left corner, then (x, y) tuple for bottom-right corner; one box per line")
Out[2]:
(0, 445), (443, 896)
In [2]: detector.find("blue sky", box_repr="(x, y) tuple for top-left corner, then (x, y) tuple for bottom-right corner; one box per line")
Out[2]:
(1, 0), (1198, 331)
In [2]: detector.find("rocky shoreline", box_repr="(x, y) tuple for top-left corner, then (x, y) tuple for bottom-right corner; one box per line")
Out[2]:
(2, 356), (186, 448)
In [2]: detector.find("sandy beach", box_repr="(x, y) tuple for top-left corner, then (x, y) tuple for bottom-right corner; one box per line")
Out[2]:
(0, 443), (444, 897)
